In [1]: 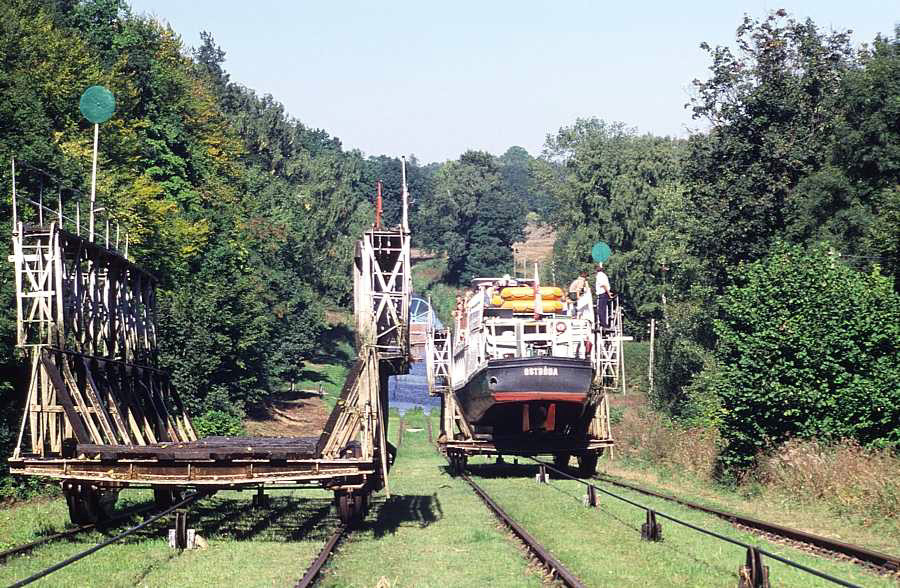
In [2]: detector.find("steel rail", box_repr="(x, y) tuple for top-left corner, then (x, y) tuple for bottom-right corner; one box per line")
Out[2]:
(461, 472), (587, 588)
(0, 502), (158, 563)
(531, 459), (865, 587)
(7, 492), (206, 588)
(593, 473), (900, 573)
(294, 524), (347, 588)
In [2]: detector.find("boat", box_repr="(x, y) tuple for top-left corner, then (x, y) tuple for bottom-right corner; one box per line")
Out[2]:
(448, 274), (603, 446)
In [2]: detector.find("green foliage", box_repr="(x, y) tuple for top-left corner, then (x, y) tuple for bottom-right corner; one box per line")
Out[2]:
(497, 146), (553, 219)
(712, 244), (900, 472)
(191, 409), (245, 438)
(419, 151), (525, 283)
(540, 118), (685, 328)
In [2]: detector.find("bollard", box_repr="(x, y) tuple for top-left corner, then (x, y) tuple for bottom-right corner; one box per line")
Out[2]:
(640, 510), (662, 541)
(738, 547), (770, 588)
(169, 510), (191, 549)
(535, 463), (549, 484)
(583, 484), (599, 508)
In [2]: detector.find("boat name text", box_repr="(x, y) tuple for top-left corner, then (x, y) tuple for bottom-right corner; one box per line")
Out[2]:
(523, 367), (559, 376)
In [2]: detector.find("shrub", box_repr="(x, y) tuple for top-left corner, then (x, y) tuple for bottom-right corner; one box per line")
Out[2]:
(712, 243), (900, 472)
(192, 410), (245, 438)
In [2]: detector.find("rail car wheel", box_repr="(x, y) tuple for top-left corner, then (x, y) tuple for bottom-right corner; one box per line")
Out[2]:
(553, 453), (570, 470)
(334, 490), (367, 526)
(63, 481), (116, 525)
(577, 453), (599, 477)
(449, 453), (467, 475)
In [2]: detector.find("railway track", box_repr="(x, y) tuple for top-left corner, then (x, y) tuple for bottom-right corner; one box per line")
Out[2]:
(6, 492), (206, 588)
(0, 502), (158, 563)
(592, 472), (900, 575)
(294, 523), (348, 588)
(460, 471), (587, 587)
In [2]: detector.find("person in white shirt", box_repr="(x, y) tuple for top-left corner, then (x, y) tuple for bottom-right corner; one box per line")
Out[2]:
(595, 263), (611, 329)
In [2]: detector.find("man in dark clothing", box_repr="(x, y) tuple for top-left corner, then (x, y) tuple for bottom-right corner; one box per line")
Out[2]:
(595, 263), (611, 329)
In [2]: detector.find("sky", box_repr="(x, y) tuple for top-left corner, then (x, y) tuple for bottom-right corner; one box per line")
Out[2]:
(127, 0), (897, 164)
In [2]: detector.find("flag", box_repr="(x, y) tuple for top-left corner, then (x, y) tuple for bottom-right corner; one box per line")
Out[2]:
(533, 262), (542, 319)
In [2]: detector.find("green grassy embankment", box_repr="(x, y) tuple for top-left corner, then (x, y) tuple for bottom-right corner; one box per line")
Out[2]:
(469, 455), (896, 587)
(612, 344), (900, 557)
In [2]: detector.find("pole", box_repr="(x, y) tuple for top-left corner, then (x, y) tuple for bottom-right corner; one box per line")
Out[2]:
(89, 122), (98, 242)
(11, 158), (17, 232)
(648, 319), (655, 392)
(375, 180), (383, 229)
(400, 157), (409, 233)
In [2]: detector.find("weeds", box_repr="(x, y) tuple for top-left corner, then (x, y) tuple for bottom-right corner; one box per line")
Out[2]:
(756, 439), (900, 519)
(612, 406), (900, 522)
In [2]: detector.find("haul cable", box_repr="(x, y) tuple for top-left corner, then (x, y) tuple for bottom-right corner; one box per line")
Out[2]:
(7, 492), (207, 588)
(532, 458), (863, 588)
(461, 472), (587, 588)
(294, 523), (347, 588)
(0, 502), (157, 563)
(593, 473), (900, 573)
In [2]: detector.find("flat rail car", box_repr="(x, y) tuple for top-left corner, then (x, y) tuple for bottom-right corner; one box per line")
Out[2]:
(7, 159), (412, 525)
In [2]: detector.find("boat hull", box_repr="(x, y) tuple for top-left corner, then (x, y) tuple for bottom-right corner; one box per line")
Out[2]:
(454, 356), (592, 436)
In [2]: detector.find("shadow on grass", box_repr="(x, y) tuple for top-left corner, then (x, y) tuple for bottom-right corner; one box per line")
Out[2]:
(119, 495), (337, 544)
(365, 493), (443, 539)
(309, 323), (355, 365)
(461, 462), (542, 479)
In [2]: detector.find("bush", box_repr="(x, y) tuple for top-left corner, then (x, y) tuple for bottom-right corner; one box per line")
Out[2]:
(712, 243), (900, 472)
(192, 410), (245, 438)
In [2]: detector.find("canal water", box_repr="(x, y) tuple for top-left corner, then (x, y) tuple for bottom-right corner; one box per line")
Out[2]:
(388, 360), (439, 415)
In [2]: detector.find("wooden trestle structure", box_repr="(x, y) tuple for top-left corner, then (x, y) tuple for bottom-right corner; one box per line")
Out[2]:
(7, 160), (410, 524)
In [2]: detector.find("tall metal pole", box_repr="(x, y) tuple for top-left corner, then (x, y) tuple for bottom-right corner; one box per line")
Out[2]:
(648, 318), (655, 392)
(11, 158), (17, 232)
(89, 122), (99, 242)
(400, 156), (409, 233)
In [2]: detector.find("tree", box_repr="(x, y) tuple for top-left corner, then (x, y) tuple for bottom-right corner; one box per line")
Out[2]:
(540, 118), (685, 330)
(423, 151), (525, 283)
(685, 12), (854, 286)
(712, 244), (900, 472)
(498, 146), (553, 219)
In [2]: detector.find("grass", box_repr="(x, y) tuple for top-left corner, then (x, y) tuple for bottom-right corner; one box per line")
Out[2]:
(319, 410), (542, 587)
(0, 488), (337, 587)
(469, 456), (897, 587)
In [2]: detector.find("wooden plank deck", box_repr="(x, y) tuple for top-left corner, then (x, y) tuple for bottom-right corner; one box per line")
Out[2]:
(76, 436), (319, 461)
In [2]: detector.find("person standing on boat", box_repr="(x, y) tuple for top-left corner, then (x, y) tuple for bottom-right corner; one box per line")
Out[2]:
(595, 263), (611, 329)
(567, 271), (589, 317)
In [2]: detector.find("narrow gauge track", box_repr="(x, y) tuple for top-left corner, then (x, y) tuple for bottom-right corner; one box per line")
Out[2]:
(0, 502), (157, 563)
(6, 492), (206, 588)
(593, 473), (900, 574)
(294, 524), (348, 588)
(461, 472), (587, 588)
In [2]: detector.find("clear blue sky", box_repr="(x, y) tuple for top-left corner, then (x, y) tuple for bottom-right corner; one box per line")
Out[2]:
(127, 0), (896, 163)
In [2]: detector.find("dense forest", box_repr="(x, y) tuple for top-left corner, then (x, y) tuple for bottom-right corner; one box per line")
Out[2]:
(0, 0), (897, 494)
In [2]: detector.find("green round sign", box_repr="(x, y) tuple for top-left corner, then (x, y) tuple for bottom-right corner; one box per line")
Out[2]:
(79, 85), (115, 123)
(591, 241), (612, 263)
